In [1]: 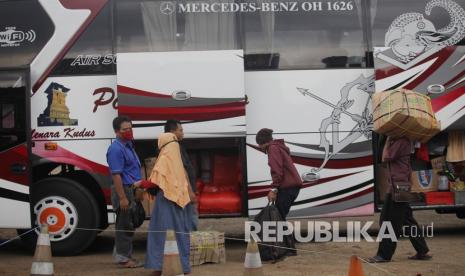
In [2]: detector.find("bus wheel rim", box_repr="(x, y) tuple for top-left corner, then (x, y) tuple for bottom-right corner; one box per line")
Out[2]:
(33, 196), (78, 242)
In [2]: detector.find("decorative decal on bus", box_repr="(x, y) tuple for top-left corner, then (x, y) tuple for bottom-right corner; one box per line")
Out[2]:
(296, 74), (374, 172)
(0, 27), (36, 47)
(37, 82), (78, 126)
(376, 0), (465, 70)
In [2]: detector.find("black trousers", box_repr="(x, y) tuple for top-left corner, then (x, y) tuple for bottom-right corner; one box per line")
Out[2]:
(275, 186), (300, 252)
(377, 194), (429, 260)
(275, 186), (300, 220)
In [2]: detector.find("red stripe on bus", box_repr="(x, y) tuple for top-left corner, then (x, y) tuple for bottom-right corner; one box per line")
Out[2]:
(431, 86), (465, 112)
(33, 141), (109, 175)
(0, 144), (28, 185)
(117, 85), (172, 99)
(119, 102), (245, 121)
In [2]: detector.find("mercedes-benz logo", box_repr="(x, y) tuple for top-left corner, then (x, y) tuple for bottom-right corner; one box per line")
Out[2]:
(160, 1), (175, 15)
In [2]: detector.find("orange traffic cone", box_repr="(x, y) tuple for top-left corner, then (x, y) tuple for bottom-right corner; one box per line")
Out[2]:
(243, 239), (264, 276)
(30, 225), (54, 276)
(348, 255), (364, 276)
(162, 229), (184, 276)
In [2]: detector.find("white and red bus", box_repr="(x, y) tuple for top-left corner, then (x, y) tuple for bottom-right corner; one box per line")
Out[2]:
(1, 0), (465, 254)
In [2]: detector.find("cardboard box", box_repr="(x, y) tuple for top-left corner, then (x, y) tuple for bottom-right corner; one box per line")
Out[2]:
(140, 164), (156, 216)
(372, 89), (440, 143)
(430, 156), (446, 171)
(451, 181), (465, 191)
(190, 231), (226, 266)
(144, 157), (157, 179)
(411, 170), (438, 192)
(430, 157), (447, 191)
(454, 190), (465, 205)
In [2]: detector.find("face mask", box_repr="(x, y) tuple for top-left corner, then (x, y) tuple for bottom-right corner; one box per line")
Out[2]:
(121, 130), (134, 141)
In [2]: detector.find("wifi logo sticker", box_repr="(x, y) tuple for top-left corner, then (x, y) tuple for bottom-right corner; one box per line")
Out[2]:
(0, 27), (36, 47)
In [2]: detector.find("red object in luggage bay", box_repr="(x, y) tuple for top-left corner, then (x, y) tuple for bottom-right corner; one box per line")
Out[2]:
(425, 192), (454, 205)
(415, 143), (430, 162)
(198, 192), (242, 214)
(197, 154), (242, 214)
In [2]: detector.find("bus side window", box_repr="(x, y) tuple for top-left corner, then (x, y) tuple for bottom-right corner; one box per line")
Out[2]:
(2, 103), (15, 129)
(0, 103), (20, 151)
(0, 85), (26, 152)
(242, 0), (368, 70)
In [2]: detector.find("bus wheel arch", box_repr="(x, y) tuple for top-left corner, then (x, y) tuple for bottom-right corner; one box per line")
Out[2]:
(32, 162), (109, 229)
(20, 177), (101, 255)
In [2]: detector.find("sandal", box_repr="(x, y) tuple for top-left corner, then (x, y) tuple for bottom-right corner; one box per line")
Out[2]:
(367, 255), (390, 263)
(408, 253), (432, 260)
(119, 259), (143, 268)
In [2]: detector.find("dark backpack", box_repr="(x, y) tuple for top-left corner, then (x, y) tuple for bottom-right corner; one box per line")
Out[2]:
(253, 203), (288, 262)
(131, 201), (146, 228)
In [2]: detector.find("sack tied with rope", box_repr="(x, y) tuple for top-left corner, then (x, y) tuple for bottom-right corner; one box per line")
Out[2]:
(372, 89), (440, 143)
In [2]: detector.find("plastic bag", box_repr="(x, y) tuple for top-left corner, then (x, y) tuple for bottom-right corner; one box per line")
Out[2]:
(253, 203), (288, 262)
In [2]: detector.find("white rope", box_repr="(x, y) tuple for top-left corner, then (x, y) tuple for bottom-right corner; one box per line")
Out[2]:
(0, 226), (395, 275)
(0, 227), (38, 247)
(74, 227), (396, 275)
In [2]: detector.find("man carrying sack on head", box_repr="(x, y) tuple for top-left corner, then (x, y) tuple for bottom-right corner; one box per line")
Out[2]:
(369, 136), (432, 263)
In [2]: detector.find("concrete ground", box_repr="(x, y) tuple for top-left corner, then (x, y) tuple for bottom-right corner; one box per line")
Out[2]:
(1, 210), (465, 275)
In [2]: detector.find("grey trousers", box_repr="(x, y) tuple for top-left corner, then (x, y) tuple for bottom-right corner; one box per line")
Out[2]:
(111, 185), (135, 263)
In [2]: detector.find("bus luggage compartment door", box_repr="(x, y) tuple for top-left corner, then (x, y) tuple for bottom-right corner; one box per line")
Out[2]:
(117, 50), (246, 139)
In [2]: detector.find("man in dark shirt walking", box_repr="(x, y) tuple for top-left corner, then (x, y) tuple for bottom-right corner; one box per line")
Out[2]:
(256, 128), (303, 220)
(256, 128), (303, 255)
(165, 119), (198, 230)
(369, 136), (432, 263)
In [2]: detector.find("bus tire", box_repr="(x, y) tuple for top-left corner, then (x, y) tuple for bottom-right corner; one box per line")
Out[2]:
(18, 177), (101, 255)
(456, 209), (465, 219)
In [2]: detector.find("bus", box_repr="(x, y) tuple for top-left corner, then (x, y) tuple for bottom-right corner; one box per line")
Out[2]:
(1, 0), (465, 255)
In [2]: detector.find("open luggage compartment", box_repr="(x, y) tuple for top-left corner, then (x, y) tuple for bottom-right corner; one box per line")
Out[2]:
(374, 131), (465, 214)
(135, 137), (246, 217)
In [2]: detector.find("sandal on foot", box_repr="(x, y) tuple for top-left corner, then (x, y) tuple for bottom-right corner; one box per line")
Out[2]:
(408, 253), (432, 260)
(119, 260), (143, 268)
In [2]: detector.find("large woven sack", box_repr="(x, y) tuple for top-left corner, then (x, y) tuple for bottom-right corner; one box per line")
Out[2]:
(372, 89), (440, 143)
(190, 231), (226, 266)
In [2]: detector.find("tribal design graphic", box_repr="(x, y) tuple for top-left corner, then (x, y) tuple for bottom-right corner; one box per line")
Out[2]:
(297, 74), (375, 172)
(376, 0), (465, 70)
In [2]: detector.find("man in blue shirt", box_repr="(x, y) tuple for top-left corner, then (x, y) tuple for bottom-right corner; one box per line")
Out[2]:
(107, 116), (142, 268)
